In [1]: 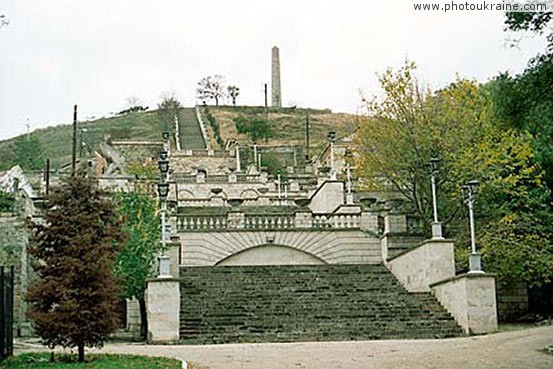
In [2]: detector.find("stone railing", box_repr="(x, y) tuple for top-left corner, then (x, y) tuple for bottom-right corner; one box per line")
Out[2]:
(313, 213), (360, 229)
(177, 214), (228, 230)
(244, 214), (295, 230)
(176, 211), (363, 232)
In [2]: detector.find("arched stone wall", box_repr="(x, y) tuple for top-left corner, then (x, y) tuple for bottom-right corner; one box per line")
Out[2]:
(179, 230), (381, 266)
(216, 244), (326, 266)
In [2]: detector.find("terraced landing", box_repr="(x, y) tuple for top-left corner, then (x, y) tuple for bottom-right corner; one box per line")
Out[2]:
(178, 108), (206, 150)
(179, 264), (463, 344)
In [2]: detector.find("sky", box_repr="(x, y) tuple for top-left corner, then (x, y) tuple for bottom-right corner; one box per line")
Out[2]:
(0, 0), (548, 140)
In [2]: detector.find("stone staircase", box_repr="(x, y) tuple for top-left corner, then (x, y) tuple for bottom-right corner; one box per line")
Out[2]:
(178, 108), (206, 150)
(179, 264), (464, 344)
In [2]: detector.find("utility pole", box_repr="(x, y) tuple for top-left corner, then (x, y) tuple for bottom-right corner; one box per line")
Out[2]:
(305, 113), (310, 162)
(25, 118), (30, 140)
(44, 159), (50, 196)
(71, 105), (78, 176)
(264, 83), (269, 121)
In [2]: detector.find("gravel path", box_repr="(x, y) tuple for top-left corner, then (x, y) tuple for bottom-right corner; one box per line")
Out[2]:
(16, 325), (553, 369)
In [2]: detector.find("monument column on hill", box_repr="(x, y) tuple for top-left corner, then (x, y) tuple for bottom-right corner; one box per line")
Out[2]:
(271, 46), (282, 108)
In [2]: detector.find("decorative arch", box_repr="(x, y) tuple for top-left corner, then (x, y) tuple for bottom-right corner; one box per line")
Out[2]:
(239, 189), (259, 200)
(216, 244), (327, 266)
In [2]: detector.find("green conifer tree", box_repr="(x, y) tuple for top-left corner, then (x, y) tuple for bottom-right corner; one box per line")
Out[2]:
(26, 176), (124, 362)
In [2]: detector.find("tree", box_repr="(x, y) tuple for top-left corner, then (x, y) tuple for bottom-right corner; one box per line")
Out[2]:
(197, 75), (226, 106)
(234, 116), (273, 142)
(157, 92), (182, 131)
(227, 85), (240, 106)
(354, 62), (553, 287)
(13, 133), (45, 170)
(114, 192), (160, 340)
(26, 176), (124, 362)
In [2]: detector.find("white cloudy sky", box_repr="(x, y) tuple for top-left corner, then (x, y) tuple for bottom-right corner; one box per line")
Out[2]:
(0, 0), (548, 140)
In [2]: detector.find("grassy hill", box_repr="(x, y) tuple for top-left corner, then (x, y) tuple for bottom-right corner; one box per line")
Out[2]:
(204, 106), (357, 153)
(0, 106), (358, 171)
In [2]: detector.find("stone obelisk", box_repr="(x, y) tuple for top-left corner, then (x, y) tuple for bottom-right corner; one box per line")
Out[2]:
(271, 46), (282, 108)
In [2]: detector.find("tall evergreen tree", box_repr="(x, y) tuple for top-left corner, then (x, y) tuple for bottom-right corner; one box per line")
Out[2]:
(26, 176), (124, 362)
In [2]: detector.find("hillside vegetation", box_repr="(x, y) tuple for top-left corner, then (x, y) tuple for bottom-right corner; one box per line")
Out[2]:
(205, 106), (357, 154)
(0, 106), (357, 171)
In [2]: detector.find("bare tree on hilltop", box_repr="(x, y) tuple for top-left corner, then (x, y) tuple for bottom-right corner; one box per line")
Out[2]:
(227, 85), (240, 106)
(197, 75), (226, 106)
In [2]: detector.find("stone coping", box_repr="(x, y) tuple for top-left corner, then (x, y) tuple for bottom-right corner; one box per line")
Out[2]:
(147, 277), (181, 283)
(387, 238), (455, 262)
(429, 272), (497, 288)
(177, 227), (362, 233)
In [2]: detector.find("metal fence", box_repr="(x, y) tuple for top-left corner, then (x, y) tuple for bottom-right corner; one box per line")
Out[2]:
(0, 266), (14, 361)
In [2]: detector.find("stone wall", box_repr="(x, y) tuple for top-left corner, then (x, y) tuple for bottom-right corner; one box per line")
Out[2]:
(387, 239), (455, 292)
(495, 281), (528, 322)
(179, 229), (381, 266)
(0, 214), (32, 337)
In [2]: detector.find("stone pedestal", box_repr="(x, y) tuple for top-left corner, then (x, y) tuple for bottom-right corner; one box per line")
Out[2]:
(431, 273), (498, 335)
(469, 252), (483, 273)
(145, 279), (180, 343)
(431, 221), (443, 239)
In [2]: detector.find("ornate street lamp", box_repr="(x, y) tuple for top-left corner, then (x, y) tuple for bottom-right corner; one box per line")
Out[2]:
(462, 180), (483, 273)
(157, 182), (169, 199)
(345, 148), (354, 204)
(428, 157), (443, 239)
(162, 130), (170, 144)
(157, 143), (171, 278)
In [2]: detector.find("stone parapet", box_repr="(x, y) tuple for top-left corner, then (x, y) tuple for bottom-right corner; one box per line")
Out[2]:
(387, 239), (455, 292)
(430, 273), (498, 335)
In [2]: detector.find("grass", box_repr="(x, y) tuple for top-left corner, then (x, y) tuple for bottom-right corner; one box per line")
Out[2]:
(0, 352), (182, 368)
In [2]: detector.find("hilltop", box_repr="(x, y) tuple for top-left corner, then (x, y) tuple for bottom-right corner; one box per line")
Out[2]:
(0, 106), (358, 171)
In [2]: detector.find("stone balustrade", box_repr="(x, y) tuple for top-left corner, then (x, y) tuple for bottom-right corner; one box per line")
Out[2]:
(176, 211), (363, 232)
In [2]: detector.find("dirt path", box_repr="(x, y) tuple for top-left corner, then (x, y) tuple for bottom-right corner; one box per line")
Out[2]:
(16, 325), (553, 369)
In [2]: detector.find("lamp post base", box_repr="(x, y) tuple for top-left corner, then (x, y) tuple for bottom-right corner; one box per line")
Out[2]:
(158, 255), (172, 278)
(431, 221), (444, 239)
(468, 253), (484, 274)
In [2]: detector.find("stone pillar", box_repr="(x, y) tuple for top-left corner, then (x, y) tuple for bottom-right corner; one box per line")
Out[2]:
(271, 46), (282, 108)
(431, 273), (498, 335)
(145, 279), (180, 343)
(360, 211), (379, 233)
(228, 211), (245, 229)
(235, 142), (241, 172)
(294, 211), (313, 229)
(384, 213), (407, 234)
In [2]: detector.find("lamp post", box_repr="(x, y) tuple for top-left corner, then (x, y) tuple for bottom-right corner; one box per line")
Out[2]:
(428, 158), (443, 239)
(157, 147), (171, 278)
(345, 148), (354, 204)
(462, 180), (483, 273)
(327, 131), (336, 180)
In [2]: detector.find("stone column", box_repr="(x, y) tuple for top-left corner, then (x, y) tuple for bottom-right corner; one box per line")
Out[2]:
(271, 46), (282, 108)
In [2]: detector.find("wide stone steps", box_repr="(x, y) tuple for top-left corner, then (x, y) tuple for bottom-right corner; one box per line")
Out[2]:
(179, 264), (463, 344)
(178, 108), (206, 150)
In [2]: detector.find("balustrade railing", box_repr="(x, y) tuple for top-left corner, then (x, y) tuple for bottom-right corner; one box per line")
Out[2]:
(176, 212), (361, 231)
(177, 215), (228, 231)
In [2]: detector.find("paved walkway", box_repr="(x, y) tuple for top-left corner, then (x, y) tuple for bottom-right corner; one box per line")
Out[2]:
(16, 325), (553, 369)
